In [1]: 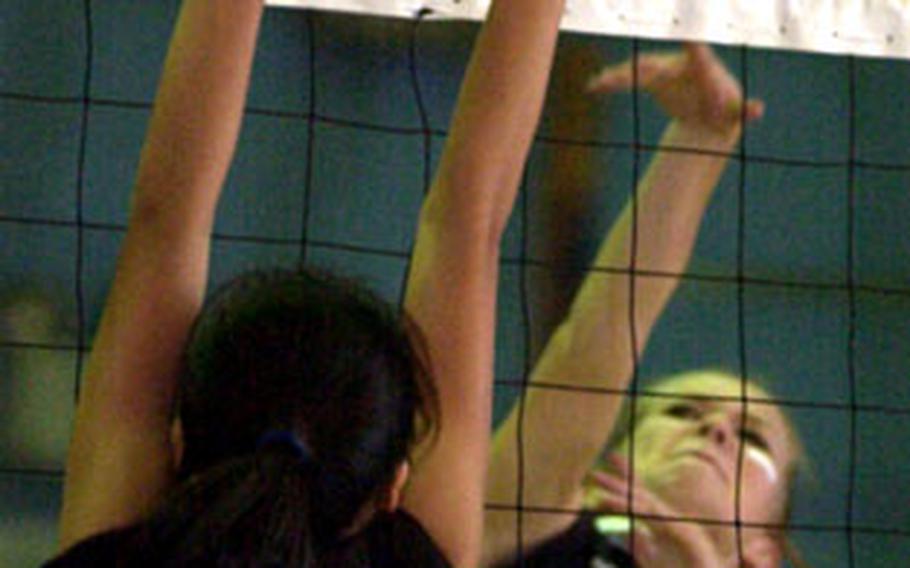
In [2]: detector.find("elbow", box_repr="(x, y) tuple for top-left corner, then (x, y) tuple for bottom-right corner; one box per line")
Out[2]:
(127, 184), (215, 242)
(422, 171), (515, 255)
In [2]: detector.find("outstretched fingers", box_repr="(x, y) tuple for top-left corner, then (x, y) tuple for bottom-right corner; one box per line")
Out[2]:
(586, 456), (724, 568)
(586, 52), (681, 94)
(586, 469), (660, 563)
(588, 42), (765, 134)
(587, 467), (660, 519)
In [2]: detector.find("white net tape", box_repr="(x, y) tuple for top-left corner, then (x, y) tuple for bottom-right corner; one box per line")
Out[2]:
(267, 0), (910, 60)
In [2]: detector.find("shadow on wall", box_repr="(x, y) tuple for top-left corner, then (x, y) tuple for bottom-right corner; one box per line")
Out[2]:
(0, 285), (80, 566)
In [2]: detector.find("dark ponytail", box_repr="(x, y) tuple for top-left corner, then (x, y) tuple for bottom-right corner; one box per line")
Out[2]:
(146, 449), (318, 566)
(48, 267), (439, 567)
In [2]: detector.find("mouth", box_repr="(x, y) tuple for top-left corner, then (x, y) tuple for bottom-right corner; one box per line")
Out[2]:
(685, 450), (730, 483)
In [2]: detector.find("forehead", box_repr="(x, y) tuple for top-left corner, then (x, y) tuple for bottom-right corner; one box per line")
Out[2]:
(648, 372), (772, 401)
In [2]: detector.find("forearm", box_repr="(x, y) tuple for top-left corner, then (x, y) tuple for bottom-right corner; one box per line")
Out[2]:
(530, 121), (739, 437)
(537, 120), (739, 464)
(132, 0), (265, 232)
(572, 121), (741, 358)
(422, 0), (566, 242)
(87, 0), (265, 411)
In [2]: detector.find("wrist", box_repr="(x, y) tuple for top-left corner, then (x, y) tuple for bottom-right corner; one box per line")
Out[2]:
(669, 120), (742, 154)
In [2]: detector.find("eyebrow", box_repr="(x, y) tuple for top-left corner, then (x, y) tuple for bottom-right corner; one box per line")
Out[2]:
(742, 412), (768, 429)
(648, 395), (779, 425)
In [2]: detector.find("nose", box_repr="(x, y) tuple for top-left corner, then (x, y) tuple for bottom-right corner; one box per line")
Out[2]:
(698, 412), (734, 447)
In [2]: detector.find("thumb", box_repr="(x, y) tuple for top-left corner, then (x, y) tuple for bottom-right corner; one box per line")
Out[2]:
(745, 98), (765, 123)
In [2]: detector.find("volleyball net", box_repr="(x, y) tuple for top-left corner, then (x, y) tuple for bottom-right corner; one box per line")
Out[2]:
(1, 1), (909, 566)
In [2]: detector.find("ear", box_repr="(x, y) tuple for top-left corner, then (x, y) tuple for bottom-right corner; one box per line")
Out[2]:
(377, 461), (410, 512)
(742, 531), (782, 568)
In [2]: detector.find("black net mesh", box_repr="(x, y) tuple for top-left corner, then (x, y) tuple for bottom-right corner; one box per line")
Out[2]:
(1, 2), (909, 566)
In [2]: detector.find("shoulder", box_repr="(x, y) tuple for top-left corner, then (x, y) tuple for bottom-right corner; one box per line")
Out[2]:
(43, 524), (155, 568)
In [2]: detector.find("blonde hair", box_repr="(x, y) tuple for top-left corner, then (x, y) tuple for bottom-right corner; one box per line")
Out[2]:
(599, 368), (812, 567)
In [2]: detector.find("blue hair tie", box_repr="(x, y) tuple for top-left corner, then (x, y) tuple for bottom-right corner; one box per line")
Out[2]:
(256, 430), (314, 464)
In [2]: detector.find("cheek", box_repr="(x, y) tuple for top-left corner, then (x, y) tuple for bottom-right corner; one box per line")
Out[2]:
(630, 420), (682, 465)
(741, 448), (785, 521)
(746, 446), (780, 485)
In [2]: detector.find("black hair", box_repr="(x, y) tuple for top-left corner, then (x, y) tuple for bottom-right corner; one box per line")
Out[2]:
(49, 267), (439, 567)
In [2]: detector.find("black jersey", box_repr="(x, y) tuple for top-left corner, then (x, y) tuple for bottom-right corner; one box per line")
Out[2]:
(497, 514), (636, 568)
(342, 509), (451, 567)
(45, 509), (450, 567)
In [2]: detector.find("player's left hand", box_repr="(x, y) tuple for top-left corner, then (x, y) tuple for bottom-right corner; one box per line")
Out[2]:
(585, 453), (730, 568)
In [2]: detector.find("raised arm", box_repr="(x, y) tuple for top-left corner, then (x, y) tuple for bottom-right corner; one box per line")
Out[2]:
(59, 0), (265, 550)
(484, 44), (764, 563)
(400, 1), (566, 566)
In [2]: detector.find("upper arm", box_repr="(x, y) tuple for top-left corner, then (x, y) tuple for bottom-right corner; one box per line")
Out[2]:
(482, 315), (634, 564)
(59, 206), (212, 550)
(400, 186), (501, 567)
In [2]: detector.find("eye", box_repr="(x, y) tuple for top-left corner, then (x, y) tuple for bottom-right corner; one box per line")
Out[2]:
(740, 428), (769, 451)
(665, 403), (701, 419)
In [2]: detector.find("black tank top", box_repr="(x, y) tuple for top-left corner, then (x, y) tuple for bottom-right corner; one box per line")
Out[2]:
(497, 514), (636, 568)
